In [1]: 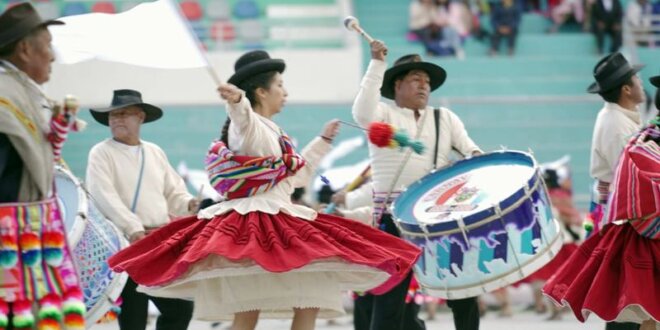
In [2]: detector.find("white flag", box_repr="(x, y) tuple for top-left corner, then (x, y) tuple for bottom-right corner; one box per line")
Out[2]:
(50, 0), (207, 69)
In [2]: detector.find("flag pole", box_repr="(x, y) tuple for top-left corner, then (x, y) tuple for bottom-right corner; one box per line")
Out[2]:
(166, 0), (222, 86)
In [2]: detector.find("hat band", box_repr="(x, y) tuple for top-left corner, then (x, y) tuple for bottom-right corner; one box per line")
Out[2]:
(111, 95), (143, 107)
(596, 64), (635, 91)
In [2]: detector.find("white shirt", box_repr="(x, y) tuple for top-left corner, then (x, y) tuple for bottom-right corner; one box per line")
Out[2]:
(86, 139), (193, 237)
(352, 59), (481, 194)
(590, 102), (641, 183)
(339, 181), (375, 225)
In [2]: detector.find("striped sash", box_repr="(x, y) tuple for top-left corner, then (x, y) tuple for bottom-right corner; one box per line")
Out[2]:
(205, 133), (306, 200)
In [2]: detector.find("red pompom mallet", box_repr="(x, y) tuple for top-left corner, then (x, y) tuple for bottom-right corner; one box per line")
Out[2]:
(338, 121), (425, 154)
(368, 122), (395, 148)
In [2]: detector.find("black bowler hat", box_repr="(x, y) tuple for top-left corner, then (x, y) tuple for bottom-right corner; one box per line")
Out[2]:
(381, 54), (447, 100)
(90, 89), (163, 126)
(587, 52), (644, 94)
(651, 75), (660, 88)
(227, 50), (285, 88)
(0, 3), (63, 49)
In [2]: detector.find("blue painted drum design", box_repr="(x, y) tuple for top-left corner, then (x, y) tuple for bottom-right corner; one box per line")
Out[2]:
(392, 151), (562, 299)
(54, 166), (128, 323)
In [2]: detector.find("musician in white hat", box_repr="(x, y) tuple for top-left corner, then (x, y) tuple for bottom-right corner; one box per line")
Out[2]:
(352, 40), (482, 330)
(86, 89), (197, 330)
(587, 52), (645, 232)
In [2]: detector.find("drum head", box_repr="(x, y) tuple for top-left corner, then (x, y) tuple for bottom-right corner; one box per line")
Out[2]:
(393, 151), (537, 233)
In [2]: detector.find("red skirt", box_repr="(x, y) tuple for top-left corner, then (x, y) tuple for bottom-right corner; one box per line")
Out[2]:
(108, 211), (421, 295)
(543, 224), (660, 323)
(525, 243), (579, 282)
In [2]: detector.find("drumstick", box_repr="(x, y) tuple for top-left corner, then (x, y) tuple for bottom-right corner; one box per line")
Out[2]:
(343, 16), (374, 43)
(324, 165), (371, 214)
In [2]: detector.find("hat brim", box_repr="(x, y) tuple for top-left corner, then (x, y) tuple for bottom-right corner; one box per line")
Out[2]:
(587, 64), (644, 94)
(89, 103), (163, 126)
(651, 75), (660, 88)
(227, 59), (285, 87)
(381, 62), (446, 100)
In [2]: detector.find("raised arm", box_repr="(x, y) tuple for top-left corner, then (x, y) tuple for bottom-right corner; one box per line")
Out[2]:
(218, 83), (258, 137)
(352, 41), (389, 126)
(291, 120), (339, 188)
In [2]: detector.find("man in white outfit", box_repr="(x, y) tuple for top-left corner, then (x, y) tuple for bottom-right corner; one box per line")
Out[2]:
(86, 89), (198, 330)
(351, 40), (482, 330)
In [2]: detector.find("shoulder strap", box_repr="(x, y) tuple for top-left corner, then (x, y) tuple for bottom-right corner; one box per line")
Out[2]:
(130, 146), (145, 213)
(433, 108), (441, 170)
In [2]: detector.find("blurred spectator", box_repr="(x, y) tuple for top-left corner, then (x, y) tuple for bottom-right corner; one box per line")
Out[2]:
(409, 0), (444, 56)
(591, 0), (622, 54)
(317, 184), (335, 205)
(626, 0), (653, 28)
(435, 0), (471, 58)
(489, 0), (522, 56)
(626, 0), (657, 46)
(291, 187), (308, 206)
(548, 0), (586, 32)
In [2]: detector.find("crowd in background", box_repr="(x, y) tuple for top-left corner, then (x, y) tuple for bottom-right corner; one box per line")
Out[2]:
(408, 0), (660, 57)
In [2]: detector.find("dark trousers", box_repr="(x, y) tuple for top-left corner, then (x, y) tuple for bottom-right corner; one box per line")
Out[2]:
(118, 277), (194, 330)
(605, 322), (641, 330)
(447, 297), (480, 330)
(491, 28), (518, 52)
(353, 272), (425, 330)
(353, 214), (426, 330)
(594, 23), (622, 53)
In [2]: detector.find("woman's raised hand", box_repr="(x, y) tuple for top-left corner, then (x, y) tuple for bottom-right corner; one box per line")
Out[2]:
(217, 84), (243, 104)
(320, 119), (340, 143)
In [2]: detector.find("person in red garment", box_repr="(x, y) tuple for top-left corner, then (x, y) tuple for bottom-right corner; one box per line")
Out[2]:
(108, 50), (421, 330)
(543, 74), (660, 330)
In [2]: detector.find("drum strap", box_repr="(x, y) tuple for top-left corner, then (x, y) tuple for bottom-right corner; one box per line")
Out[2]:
(433, 108), (441, 170)
(130, 147), (145, 213)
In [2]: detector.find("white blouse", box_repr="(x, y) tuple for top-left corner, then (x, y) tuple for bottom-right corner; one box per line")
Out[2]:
(198, 97), (331, 221)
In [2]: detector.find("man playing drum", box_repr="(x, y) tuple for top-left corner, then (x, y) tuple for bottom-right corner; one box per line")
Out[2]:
(0, 3), (85, 328)
(85, 89), (198, 330)
(351, 40), (482, 330)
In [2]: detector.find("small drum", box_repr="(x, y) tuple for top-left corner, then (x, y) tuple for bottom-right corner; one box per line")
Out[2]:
(392, 151), (563, 299)
(54, 166), (129, 324)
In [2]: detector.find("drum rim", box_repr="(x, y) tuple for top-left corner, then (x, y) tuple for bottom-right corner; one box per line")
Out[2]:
(54, 165), (88, 246)
(392, 150), (543, 235)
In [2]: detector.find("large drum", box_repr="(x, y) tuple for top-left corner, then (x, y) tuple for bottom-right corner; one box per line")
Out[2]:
(392, 151), (563, 299)
(54, 166), (128, 324)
